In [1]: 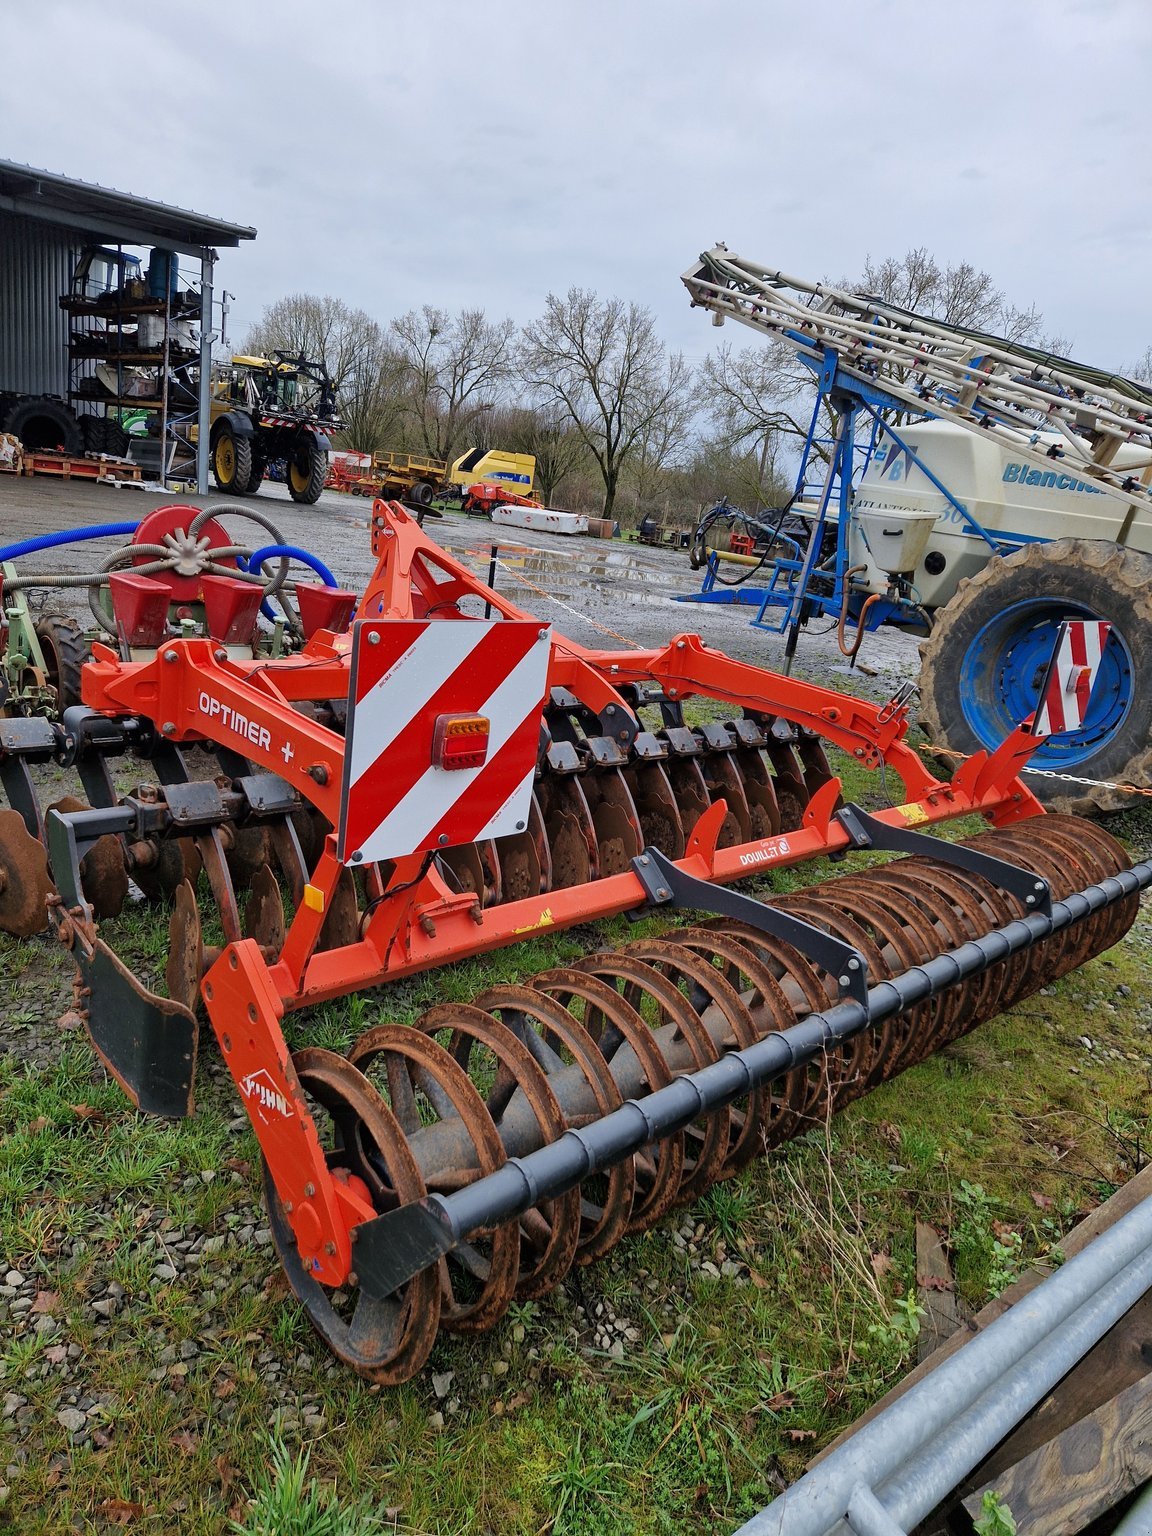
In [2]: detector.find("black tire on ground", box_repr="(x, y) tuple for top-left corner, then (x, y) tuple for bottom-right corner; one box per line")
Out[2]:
(212, 426), (253, 494)
(104, 422), (130, 457)
(918, 539), (1152, 816)
(34, 614), (89, 711)
(408, 480), (434, 507)
(81, 416), (107, 453)
(3, 398), (82, 454)
(286, 439), (327, 504)
(245, 456), (267, 495)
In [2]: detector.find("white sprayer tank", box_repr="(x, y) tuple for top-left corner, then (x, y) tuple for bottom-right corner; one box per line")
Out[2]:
(849, 420), (1152, 609)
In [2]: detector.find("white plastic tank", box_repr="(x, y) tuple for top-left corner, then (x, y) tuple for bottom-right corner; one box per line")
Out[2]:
(849, 420), (1152, 609)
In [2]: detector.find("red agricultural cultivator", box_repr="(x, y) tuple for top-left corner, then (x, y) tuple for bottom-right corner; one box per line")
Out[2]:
(21, 500), (1149, 1384)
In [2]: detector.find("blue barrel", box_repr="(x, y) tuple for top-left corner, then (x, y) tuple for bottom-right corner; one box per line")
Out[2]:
(146, 249), (179, 300)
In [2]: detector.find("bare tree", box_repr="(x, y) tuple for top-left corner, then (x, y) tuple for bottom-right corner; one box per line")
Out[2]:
(859, 248), (1045, 344)
(484, 404), (590, 507)
(391, 306), (515, 464)
(627, 357), (697, 516)
(520, 289), (693, 520)
(699, 341), (815, 506)
(244, 294), (384, 395)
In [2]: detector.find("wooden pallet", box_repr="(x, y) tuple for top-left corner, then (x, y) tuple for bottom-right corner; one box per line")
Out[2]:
(22, 450), (142, 484)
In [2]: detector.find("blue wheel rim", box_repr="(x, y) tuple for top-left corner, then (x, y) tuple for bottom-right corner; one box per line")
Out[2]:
(958, 599), (1133, 768)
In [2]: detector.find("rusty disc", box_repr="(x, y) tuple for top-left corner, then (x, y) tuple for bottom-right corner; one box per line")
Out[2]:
(0, 809), (52, 937)
(128, 836), (191, 903)
(437, 842), (487, 903)
(670, 928), (789, 1168)
(570, 950), (730, 1210)
(622, 761), (686, 859)
(730, 744), (782, 841)
(49, 797), (128, 920)
(225, 824), (270, 890)
(869, 864), (992, 1045)
(771, 894), (891, 1111)
(418, 1003), (581, 1301)
(317, 867), (360, 952)
(812, 879), (939, 1082)
(472, 984), (635, 1265)
(701, 916), (836, 1134)
(591, 802), (637, 878)
(699, 747), (752, 848)
(493, 830), (541, 904)
(244, 864), (286, 956)
(264, 1048), (441, 1385)
(165, 879), (203, 1013)
(348, 1023), (520, 1334)
(663, 754), (712, 840)
(764, 739), (810, 831)
(616, 942), (740, 1198)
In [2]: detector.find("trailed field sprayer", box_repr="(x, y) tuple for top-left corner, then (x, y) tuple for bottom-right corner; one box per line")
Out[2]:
(681, 246), (1152, 812)
(16, 500), (1148, 1384)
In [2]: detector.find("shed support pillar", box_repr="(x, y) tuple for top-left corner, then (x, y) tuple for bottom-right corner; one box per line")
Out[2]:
(196, 247), (215, 497)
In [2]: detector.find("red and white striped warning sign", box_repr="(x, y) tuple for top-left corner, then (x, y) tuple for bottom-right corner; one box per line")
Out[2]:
(1033, 619), (1112, 736)
(338, 619), (551, 864)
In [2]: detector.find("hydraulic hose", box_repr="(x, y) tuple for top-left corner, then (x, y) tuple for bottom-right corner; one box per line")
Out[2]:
(0, 521), (142, 564)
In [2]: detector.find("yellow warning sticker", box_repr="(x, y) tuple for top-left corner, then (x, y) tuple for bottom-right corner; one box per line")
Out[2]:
(514, 907), (555, 934)
(896, 802), (929, 825)
(303, 884), (326, 913)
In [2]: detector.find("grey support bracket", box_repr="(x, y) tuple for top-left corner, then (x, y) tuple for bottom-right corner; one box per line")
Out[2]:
(629, 843), (869, 1005)
(834, 803), (1052, 918)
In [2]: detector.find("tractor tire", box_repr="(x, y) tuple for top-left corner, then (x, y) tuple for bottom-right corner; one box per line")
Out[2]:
(212, 427), (252, 495)
(3, 397), (82, 454)
(104, 422), (130, 458)
(81, 416), (108, 454)
(244, 456), (267, 495)
(408, 479), (434, 507)
(919, 538), (1152, 815)
(286, 440), (327, 504)
(34, 614), (88, 712)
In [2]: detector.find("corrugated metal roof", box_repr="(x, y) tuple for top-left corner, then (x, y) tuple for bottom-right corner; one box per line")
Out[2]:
(0, 160), (256, 254)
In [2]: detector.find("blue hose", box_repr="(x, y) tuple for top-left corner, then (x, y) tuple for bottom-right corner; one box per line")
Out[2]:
(241, 543), (342, 623)
(244, 544), (339, 589)
(0, 520), (142, 563)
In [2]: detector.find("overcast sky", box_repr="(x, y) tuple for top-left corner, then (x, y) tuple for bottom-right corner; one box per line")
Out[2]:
(4, 0), (1149, 373)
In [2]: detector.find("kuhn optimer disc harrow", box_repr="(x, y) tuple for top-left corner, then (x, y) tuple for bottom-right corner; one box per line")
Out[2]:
(32, 500), (1150, 1384)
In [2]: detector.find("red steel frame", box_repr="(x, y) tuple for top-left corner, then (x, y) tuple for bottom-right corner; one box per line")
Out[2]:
(79, 502), (1047, 1285)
